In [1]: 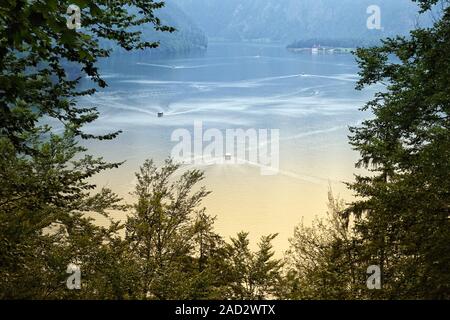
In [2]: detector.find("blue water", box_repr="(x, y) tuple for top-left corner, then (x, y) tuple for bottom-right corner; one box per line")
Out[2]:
(77, 42), (379, 251)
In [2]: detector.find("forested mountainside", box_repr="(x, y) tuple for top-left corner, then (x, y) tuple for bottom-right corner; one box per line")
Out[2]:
(176, 0), (432, 43)
(103, 0), (207, 54)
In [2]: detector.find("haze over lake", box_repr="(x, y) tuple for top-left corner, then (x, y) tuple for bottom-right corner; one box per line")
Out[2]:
(78, 41), (380, 252)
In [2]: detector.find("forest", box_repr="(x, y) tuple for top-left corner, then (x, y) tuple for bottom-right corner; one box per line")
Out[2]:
(0, 0), (449, 300)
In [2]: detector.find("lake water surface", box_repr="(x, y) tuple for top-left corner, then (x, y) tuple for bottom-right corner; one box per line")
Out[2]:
(79, 42), (378, 252)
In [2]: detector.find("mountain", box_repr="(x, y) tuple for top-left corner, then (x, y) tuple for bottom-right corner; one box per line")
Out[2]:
(175, 0), (433, 44)
(147, 0), (208, 53)
(104, 0), (207, 54)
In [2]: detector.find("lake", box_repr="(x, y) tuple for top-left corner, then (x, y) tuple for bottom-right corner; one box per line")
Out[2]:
(78, 41), (378, 252)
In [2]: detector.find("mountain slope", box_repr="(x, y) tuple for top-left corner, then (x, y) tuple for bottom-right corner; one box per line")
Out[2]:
(103, 0), (207, 54)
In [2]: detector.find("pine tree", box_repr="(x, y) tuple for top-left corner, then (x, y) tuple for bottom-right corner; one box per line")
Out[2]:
(347, 0), (450, 299)
(0, 1), (173, 298)
(226, 232), (282, 300)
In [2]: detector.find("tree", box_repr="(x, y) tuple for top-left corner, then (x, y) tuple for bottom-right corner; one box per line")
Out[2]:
(225, 232), (282, 300)
(0, 1), (173, 299)
(283, 191), (364, 300)
(124, 159), (228, 299)
(0, 0), (174, 151)
(347, 0), (450, 299)
(188, 211), (233, 299)
(0, 130), (127, 298)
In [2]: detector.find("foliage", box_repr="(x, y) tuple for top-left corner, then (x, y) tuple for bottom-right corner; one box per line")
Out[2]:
(282, 192), (364, 300)
(0, 0), (172, 299)
(1, 0), (449, 300)
(280, 0), (450, 300)
(347, 0), (450, 299)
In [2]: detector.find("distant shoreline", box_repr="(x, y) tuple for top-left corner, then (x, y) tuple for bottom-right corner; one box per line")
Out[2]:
(287, 47), (355, 54)
(287, 38), (382, 53)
